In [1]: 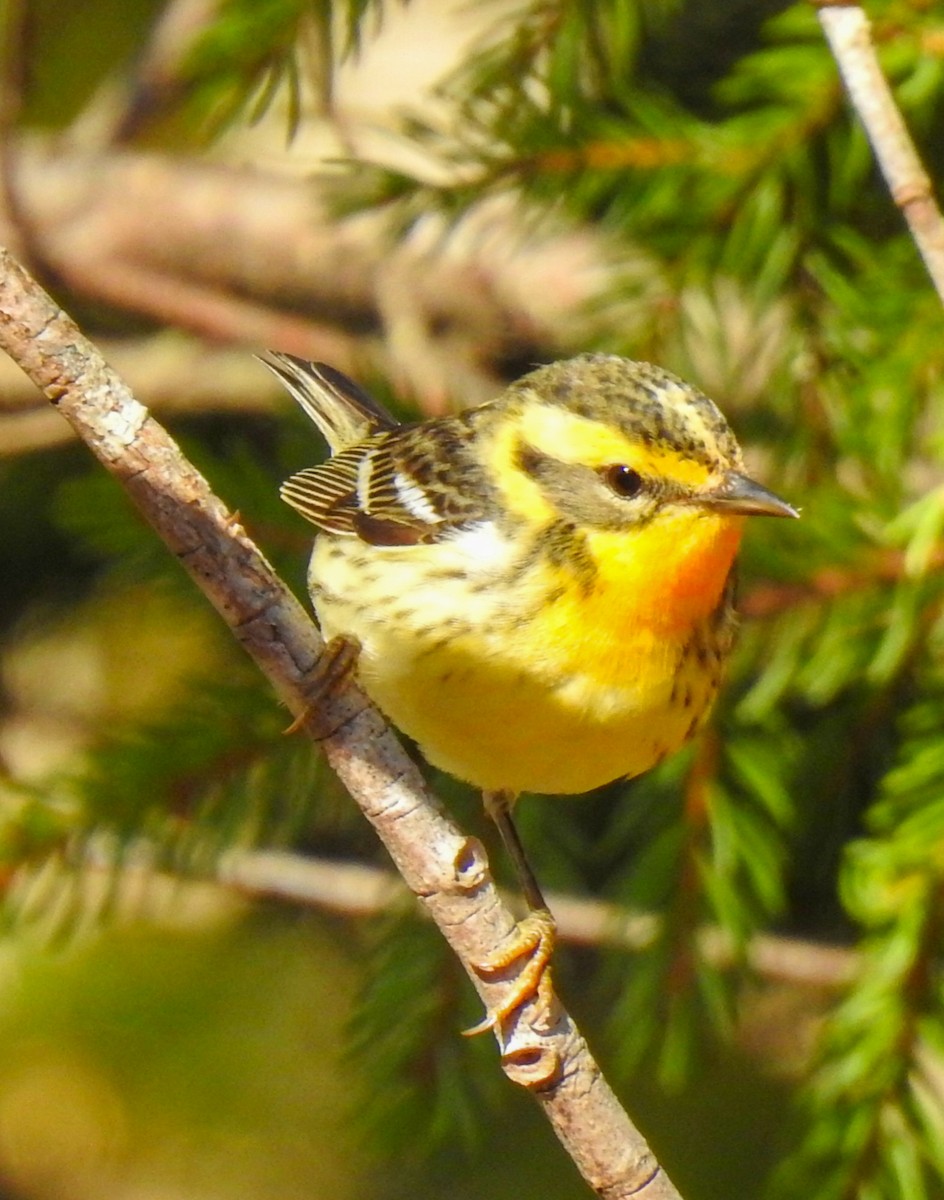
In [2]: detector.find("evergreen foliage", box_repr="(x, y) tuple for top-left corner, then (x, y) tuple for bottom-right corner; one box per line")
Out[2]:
(5, 0), (944, 1195)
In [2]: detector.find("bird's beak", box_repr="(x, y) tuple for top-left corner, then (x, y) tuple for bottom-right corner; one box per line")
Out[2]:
(701, 471), (799, 519)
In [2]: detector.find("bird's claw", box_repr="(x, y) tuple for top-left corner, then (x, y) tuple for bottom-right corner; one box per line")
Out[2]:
(464, 908), (557, 1036)
(284, 634), (363, 738)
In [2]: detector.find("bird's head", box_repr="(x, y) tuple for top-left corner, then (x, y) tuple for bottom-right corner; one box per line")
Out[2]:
(478, 354), (796, 627)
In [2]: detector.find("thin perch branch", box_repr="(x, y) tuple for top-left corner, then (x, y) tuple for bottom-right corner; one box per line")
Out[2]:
(817, 3), (944, 305)
(0, 245), (684, 1200)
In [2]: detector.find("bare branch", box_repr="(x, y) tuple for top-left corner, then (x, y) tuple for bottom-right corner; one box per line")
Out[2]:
(817, 3), (944, 305)
(0, 336), (296, 455)
(0, 245), (685, 1200)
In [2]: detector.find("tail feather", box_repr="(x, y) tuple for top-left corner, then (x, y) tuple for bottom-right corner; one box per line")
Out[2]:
(257, 351), (398, 452)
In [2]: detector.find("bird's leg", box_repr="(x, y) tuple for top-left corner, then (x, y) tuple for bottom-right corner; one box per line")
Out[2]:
(284, 634), (364, 739)
(465, 788), (557, 1035)
(484, 788), (548, 912)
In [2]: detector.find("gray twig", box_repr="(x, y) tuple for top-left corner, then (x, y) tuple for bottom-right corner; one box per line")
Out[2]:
(818, 4), (944, 304)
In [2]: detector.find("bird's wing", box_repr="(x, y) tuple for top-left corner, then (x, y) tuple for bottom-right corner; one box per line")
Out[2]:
(281, 437), (450, 546)
(259, 352), (398, 452)
(281, 419), (492, 547)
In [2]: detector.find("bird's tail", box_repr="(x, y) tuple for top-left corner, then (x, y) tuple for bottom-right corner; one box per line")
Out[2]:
(257, 351), (398, 453)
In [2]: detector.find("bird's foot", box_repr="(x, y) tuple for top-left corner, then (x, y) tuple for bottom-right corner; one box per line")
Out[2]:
(464, 907), (557, 1036)
(284, 634), (364, 739)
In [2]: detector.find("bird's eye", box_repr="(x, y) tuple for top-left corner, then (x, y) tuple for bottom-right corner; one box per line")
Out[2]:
(604, 465), (644, 498)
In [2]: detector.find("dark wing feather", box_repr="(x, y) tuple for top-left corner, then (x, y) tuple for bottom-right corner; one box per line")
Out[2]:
(281, 416), (496, 546)
(280, 445), (366, 536)
(281, 433), (454, 544)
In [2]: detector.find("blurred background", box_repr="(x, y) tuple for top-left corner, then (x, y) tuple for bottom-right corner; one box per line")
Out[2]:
(2, 1), (944, 1197)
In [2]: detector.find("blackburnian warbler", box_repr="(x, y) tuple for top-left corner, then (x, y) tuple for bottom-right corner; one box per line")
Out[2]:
(265, 351), (797, 1031)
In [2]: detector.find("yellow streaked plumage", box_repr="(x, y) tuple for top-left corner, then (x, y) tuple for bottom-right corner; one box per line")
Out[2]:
(266, 351), (796, 1030)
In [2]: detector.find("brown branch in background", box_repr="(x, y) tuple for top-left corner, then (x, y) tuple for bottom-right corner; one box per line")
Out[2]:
(0, 1), (24, 237)
(108, 0), (224, 146)
(221, 851), (858, 991)
(1, 141), (612, 408)
(740, 544), (944, 619)
(817, 3), (944, 305)
(0, 245), (685, 1200)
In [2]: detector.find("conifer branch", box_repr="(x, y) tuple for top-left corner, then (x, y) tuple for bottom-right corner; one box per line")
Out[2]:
(817, 3), (944, 305)
(0, 244), (684, 1200)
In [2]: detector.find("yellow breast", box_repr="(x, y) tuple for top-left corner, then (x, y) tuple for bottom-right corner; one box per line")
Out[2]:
(311, 506), (742, 795)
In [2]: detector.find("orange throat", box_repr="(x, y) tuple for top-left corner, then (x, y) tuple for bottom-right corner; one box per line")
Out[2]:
(588, 511), (744, 638)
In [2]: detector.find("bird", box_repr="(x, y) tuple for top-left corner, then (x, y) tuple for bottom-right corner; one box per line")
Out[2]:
(263, 350), (797, 1033)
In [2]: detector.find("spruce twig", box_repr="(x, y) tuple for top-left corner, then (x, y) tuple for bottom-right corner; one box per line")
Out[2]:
(817, 2), (944, 304)
(0, 244), (684, 1200)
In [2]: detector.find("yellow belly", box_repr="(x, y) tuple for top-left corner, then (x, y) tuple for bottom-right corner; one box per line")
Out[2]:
(360, 643), (715, 794)
(309, 513), (739, 795)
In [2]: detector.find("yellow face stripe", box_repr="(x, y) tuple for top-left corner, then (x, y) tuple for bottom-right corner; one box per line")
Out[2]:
(481, 399), (719, 523)
(480, 406), (557, 525)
